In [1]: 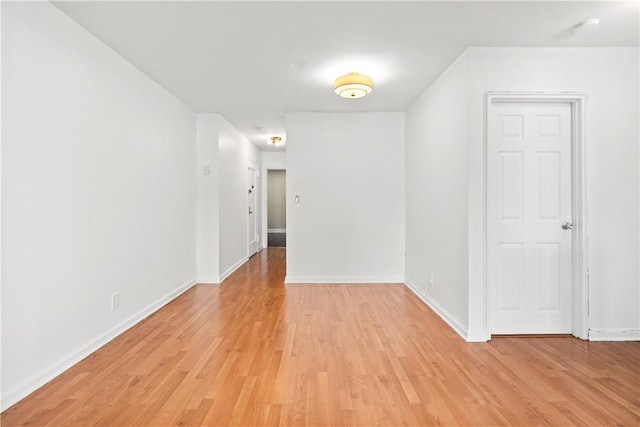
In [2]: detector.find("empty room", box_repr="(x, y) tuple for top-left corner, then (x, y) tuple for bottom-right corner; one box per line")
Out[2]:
(1, 1), (639, 426)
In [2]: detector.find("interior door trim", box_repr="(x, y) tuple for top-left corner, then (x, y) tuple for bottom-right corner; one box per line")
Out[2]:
(247, 160), (259, 257)
(484, 92), (589, 340)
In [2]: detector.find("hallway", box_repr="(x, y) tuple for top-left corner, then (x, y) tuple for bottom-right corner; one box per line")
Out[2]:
(2, 248), (638, 426)
(267, 233), (286, 248)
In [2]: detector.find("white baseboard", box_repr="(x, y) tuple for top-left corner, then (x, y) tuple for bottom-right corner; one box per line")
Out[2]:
(284, 275), (404, 284)
(466, 329), (492, 342)
(589, 328), (640, 341)
(1, 278), (196, 411)
(267, 228), (286, 233)
(219, 256), (249, 283)
(196, 277), (220, 285)
(404, 281), (478, 342)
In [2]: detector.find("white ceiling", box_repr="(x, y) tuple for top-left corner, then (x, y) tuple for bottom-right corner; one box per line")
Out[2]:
(52, 1), (639, 152)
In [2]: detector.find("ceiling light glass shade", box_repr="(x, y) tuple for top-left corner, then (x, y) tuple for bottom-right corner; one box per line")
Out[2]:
(334, 72), (373, 98)
(269, 136), (284, 146)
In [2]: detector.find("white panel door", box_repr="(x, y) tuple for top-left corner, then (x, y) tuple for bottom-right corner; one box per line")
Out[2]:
(488, 102), (572, 334)
(248, 165), (258, 257)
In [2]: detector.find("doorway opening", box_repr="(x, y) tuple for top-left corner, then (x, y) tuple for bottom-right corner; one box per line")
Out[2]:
(267, 169), (286, 247)
(485, 92), (588, 339)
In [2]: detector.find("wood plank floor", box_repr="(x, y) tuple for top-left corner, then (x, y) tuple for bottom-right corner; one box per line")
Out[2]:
(2, 248), (639, 426)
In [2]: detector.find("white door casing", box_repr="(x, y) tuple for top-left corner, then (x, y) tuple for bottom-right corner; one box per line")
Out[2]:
(488, 101), (574, 334)
(483, 92), (589, 340)
(248, 164), (259, 257)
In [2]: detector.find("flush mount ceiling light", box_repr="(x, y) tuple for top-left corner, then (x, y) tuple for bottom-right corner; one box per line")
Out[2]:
(572, 18), (600, 34)
(269, 136), (284, 146)
(334, 72), (373, 99)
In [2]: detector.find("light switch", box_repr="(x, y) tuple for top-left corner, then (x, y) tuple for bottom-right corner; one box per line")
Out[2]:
(295, 195), (300, 203)
(203, 166), (211, 175)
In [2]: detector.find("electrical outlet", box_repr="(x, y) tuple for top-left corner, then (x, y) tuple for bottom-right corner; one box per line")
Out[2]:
(111, 293), (120, 310)
(429, 273), (434, 286)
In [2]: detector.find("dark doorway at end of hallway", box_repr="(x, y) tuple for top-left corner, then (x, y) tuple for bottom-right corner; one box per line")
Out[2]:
(268, 232), (286, 247)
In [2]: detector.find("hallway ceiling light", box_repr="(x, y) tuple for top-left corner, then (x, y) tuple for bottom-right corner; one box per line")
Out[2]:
(269, 136), (284, 146)
(334, 72), (373, 99)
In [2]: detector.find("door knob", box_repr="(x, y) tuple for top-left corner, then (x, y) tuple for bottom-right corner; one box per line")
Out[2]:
(561, 222), (574, 230)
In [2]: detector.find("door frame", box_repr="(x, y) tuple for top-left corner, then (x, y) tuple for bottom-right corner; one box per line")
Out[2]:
(247, 161), (259, 257)
(484, 92), (588, 340)
(263, 168), (287, 248)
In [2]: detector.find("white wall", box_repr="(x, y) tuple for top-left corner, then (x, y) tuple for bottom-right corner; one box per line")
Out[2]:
(1, 1), (196, 410)
(218, 117), (260, 281)
(267, 170), (287, 231)
(196, 114), (220, 283)
(405, 51), (470, 336)
(261, 152), (286, 246)
(286, 113), (405, 283)
(406, 47), (639, 341)
(0, 4), (4, 406)
(466, 47), (639, 340)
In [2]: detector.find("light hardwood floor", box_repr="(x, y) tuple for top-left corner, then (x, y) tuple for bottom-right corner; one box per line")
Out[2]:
(2, 248), (639, 426)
